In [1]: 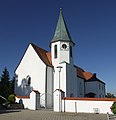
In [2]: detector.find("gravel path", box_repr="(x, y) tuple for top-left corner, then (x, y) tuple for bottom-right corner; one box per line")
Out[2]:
(0, 109), (107, 120)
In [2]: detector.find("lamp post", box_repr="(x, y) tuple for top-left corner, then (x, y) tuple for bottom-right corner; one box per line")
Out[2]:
(56, 66), (63, 112)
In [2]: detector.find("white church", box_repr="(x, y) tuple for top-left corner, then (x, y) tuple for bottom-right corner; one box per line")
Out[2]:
(15, 9), (105, 110)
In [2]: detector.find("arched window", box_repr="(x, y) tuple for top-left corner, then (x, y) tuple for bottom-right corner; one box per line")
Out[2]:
(54, 45), (57, 59)
(28, 77), (31, 85)
(26, 75), (31, 85)
(70, 46), (72, 57)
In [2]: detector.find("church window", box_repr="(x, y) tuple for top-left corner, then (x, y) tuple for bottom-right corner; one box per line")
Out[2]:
(70, 46), (72, 57)
(54, 45), (57, 59)
(26, 75), (31, 85)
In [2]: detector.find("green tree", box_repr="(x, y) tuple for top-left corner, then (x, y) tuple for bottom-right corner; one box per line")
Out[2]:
(0, 67), (10, 99)
(9, 77), (15, 94)
(8, 94), (16, 103)
(105, 93), (116, 98)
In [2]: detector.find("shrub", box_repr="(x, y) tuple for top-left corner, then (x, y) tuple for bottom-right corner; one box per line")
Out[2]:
(8, 94), (16, 103)
(111, 102), (116, 114)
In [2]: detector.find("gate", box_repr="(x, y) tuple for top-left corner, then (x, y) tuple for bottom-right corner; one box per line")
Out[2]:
(40, 93), (53, 109)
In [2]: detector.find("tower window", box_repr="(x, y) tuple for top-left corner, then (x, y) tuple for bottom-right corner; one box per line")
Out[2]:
(54, 45), (57, 59)
(70, 46), (72, 57)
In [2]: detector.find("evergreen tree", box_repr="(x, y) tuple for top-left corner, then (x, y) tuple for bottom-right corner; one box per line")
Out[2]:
(9, 77), (15, 94)
(0, 67), (10, 99)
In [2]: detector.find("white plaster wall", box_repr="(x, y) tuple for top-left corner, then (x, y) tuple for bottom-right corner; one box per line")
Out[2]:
(15, 44), (46, 106)
(16, 91), (40, 110)
(53, 63), (66, 94)
(85, 81), (105, 98)
(28, 92), (36, 110)
(46, 66), (53, 108)
(77, 77), (85, 97)
(51, 41), (61, 66)
(62, 99), (76, 112)
(54, 90), (62, 112)
(16, 97), (30, 109)
(85, 81), (98, 97)
(97, 82), (105, 98)
(16, 96), (35, 110)
(77, 100), (112, 114)
(51, 41), (73, 66)
(62, 99), (113, 114)
(66, 64), (78, 97)
(54, 63), (80, 98)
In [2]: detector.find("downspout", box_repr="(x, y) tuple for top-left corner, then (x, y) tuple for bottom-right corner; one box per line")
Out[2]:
(45, 66), (48, 109)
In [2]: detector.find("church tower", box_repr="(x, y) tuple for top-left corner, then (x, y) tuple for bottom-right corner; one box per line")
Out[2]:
(50, 8), (75, 66)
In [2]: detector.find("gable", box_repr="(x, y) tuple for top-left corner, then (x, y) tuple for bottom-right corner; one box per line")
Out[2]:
(15, 43), (52, 72)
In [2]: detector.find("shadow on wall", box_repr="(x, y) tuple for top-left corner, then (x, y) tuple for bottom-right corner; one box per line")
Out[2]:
(15, 75), (33, 96)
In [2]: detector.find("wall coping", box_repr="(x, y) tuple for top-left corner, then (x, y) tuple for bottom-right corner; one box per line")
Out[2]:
(16, 96), (30, 99)
(63, 97), (116, 101)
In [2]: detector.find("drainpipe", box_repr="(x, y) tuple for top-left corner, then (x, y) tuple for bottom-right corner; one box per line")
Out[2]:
(45, 66), (48, 109)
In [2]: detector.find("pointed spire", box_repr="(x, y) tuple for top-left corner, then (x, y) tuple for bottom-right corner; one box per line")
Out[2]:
(51, 8), (75, 45)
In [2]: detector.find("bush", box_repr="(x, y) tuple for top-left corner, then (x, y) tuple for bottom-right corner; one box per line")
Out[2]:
(111, 102), (116, 114)
(8, 94), (16, 103)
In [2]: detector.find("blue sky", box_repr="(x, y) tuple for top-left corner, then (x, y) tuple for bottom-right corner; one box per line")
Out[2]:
(0, 0), (116, 94)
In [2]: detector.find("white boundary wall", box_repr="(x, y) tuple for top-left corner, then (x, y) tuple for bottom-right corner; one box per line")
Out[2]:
(16, 91), (40, 110)
(61, 98), (116, 114)
(16, 97), (30, 109)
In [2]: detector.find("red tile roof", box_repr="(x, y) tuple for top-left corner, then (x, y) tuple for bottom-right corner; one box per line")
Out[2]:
(75, 66), (93, 80)
(83, 72), (93, 80)
(31, 43), (53, 67)
(46, 52), (52, 65)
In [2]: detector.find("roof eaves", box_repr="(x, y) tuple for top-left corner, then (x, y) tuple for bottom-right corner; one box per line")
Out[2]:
(85, 79), (105, 85)
(14, 43), (31, 73)
(31, 43), (53, 67)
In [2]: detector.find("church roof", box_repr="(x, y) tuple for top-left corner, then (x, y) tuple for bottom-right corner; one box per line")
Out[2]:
(31, 43), (52, 67)
(75, 66), (105, 84)
(76, 66), (93, 80)
(51, 8), (75, 45)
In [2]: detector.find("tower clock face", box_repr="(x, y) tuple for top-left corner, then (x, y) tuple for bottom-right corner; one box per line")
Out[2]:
(62, 44), (67, 49)
(60, 42), (69, 50)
